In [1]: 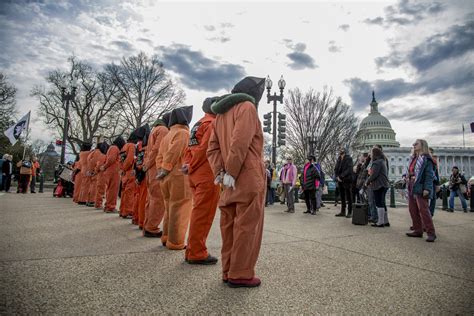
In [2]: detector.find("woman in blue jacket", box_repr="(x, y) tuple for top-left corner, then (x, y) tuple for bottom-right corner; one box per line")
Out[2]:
(406, 139), (437, 242)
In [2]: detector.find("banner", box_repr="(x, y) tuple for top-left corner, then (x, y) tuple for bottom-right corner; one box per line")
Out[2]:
(3, 111), (30, 145)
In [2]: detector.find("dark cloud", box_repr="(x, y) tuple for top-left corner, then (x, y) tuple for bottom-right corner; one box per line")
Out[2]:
(207, 37), (231, 43)
(328, 41), (342, 53)
(284, 40), (317, 70)
(364, 17), (384, 25)
(137, 38), (153, 45)
(408, 20), (474, 72)
(156, 44), (246, 92)
(344, 63), (474, 110)
(110, 40), (134, 51)
(364, 0), (445, 27)
(204, 25), (215, 31)
(339, 24), (350, 31)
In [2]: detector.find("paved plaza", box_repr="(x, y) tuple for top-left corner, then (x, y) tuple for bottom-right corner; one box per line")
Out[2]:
(0, 190), (473, 314)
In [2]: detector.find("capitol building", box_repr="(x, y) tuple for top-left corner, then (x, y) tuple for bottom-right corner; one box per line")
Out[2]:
(355, 92), (474, 181)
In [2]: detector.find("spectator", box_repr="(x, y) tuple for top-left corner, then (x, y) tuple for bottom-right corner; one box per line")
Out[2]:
(406, 139), (437, 242)
(16, 156), (33, 194)
(30, 156), (40, 193)
(447, 166), (468, 212)
(265, 160), (273, 207)
(2, 154), (13, 192)
(429, 148), (440, 216)
(334, 147), (354, 218)
(301, 155), (320, 215)
(281, 157), (297, 213)
(366, 148), (390, 227)
(314, 160), (325, 209)
(0, 155), (4, 191)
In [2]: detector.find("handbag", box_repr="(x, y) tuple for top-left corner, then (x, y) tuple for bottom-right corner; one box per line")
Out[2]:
(459, 183), (467, 194)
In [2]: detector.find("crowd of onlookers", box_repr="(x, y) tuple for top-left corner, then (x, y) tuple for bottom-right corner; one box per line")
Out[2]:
(0, 154), (42, 194)
(265, 139), (472, 243)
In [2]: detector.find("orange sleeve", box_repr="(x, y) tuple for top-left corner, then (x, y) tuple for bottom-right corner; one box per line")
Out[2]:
(104, 146), (119, 169)
(161, 130), (188, 172)
(206, 121), (224, 177)
(145, 127), (168, 170)
(187, 121), (213, 174)
(122, 144), (135, 171)
(225, 102), (257, 179)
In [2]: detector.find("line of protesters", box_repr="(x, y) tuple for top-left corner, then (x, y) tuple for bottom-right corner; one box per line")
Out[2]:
(65, 76), (267, 288)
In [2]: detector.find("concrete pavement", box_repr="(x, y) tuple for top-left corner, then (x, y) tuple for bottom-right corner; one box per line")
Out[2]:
(0, 191), (473, 314)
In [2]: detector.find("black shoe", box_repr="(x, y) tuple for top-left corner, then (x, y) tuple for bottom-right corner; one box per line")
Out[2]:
(303, 210), (311, 214)
(321, 203), (325, 207)
(371, 223), (384, 227)
(384, 223), (390, 227)
(463, 209), (467, 213)
(31, 191), (36, 194)
(447, 208), (454, 212)
(406, 232), (423, 238)
(345, 213), (352, 218)
(143, 230), (163, 238)
(335, 213), (345, 217)
(186, 255), (218, 265)
(78, 202), (86, 205)
(426, 235), (437, 242)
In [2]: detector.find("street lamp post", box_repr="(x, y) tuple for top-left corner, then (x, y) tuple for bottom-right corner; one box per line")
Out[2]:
(60, 78), (77, 165)
(266, 75), (286, 165)
(306, 132), (317, 156)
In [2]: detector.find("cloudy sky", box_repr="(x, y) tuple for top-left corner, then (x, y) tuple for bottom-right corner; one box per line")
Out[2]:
(1, 0), (473, 147)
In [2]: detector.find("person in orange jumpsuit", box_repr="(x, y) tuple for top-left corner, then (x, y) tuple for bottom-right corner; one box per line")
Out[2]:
(131, 124), (150, 229)
(72, 155), (82, 203)
(78, 142), (92, 205)
(94, 142), (109, 209)
(85, 142), (103, 207)
(120, 134), (138, 218)
(142, 113), (170, 238)
(207, 76), (266, 288)
(100, 136), (124, 213)
(156, 106), (193, 250)
(183, 97), (220, 265)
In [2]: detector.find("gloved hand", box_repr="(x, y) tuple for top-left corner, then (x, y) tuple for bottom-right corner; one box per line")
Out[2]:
(181, 164), (189, 175)
(156, 169), (169, 180)
(214, 171), (224, 185)
(223, 173), (236, 189)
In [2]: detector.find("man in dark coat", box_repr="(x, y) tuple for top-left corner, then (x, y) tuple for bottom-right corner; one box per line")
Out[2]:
(301, 155), (321, 215)
(334, 147), (354, 218)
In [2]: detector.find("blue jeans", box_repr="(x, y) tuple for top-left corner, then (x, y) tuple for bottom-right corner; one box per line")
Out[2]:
(449, 188), (467, 210)
(367, 187), (377, 221)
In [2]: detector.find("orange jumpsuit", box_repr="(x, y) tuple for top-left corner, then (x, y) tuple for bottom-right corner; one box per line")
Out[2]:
(156, 124), (192, 250)
(143, 125), (169, 234)
(132, 142), (147, 227)
(102, 145), (120, 212)
(78, 150), (91, 203)
(184, 113), (220, 261)
(120, 142), (136, 217)
(94, 151), (107, 208)
(72, 161), (82, 203)
(207, 101), (265, 281)
(86, 149), (101, 204)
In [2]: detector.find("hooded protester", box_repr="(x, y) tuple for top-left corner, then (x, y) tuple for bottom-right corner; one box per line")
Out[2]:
(183, 97), (221, 265)
(119, 132), (138, 218)
(77, 142), (92, 204)
(72, 155), (82, 203)
(142, 113), (170, 237)
(84, 139), (105, 207)
(100, 136), (124, 212)
(156, 106), (193, 250)
(207, 76), (266, 288)
(94, 141), (109, 209)
(132, 124), (151, 228)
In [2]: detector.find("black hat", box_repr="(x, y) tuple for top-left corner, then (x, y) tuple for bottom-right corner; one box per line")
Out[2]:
(169, 106), (193, 127)
(80, 142), (92, 151)
(97, 142), (109, 155)
(202, 96), (220, 114)
(113, 136), (125, 150)
(231, 76), (266, 105)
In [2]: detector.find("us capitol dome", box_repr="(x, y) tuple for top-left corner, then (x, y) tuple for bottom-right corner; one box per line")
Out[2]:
(355, 91), (400, 150)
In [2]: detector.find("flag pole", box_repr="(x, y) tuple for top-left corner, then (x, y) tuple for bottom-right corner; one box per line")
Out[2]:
(21, 111), (31, 160)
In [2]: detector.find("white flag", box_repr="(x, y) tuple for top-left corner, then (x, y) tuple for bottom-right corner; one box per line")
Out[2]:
(3, 111), (30, 145)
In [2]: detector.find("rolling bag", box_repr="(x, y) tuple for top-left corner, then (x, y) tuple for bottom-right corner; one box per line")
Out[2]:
(352, 190), (368, 225)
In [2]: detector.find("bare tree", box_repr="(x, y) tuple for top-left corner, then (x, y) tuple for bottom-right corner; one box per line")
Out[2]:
(0, 73), (17, 130)
(105, 52), (184, 129)
(284, 87), (359, 175)
(33, 57), (124, 155)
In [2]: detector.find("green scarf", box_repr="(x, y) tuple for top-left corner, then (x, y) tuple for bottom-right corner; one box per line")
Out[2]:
(211, 93), (256, 114)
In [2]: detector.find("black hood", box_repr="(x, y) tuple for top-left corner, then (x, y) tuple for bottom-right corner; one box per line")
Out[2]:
(231, 76), (266, 105)
(127, 131), (138, 144)
(80, 142), (92, 151)
(169, 106), (193, 127)
(113, 136), (125, 150)
(137, 124), (151, 146)
(202, 96), (220, 114)
(162, 112), (171, 127)
(153, 112), (170, 127)
(97, 142), (109, 155)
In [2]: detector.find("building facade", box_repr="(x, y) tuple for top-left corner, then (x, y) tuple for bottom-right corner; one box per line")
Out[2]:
(355, 92), (474, 181)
